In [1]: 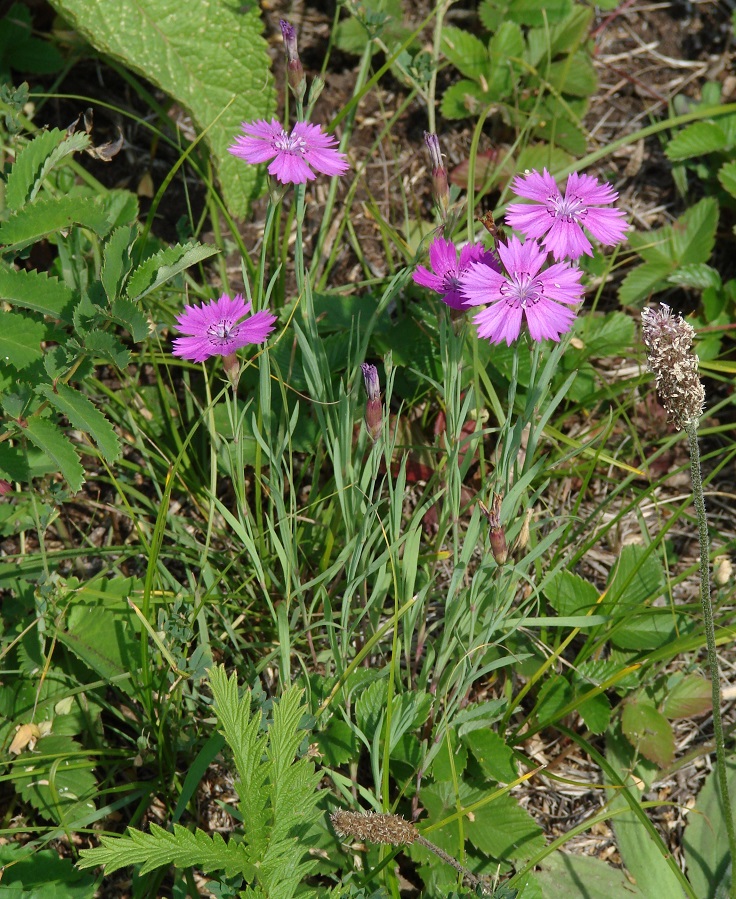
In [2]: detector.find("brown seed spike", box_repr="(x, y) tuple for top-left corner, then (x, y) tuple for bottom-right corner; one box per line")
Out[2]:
(330, 810), (419, 846)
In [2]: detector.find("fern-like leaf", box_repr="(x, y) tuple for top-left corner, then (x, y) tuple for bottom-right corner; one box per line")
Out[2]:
(77, 823), (255, 879)
(208, 666), (270, 859)
(4, 128), (88, 209)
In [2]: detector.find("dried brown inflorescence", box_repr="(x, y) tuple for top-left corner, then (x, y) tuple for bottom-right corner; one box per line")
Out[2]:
(330, 810), (419, 846)
(641, 303), (705, 430)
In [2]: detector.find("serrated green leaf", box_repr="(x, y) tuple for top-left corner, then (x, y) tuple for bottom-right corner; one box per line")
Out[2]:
(508, 0), (572, 27)
(0, 843), (97, 898)
(78, 822), (253, 878)
(579, 311), (636, 358)
(5, 128), (65, 210)
(545, 569), (599, 617)
(667, 263), (722, 290)
(549, 52), (597, 97)
(440, 26), (489, 82)
(125, 241), (219, 301)
(0, 264), (75, 322)
(463, 729), (517, 782)
(0, 442), (31, 481)
(73, 331), (131, 368)
(102, 225), (137, 302)
(47, 0), (275, 217)
(618, 260), (674, 305)
(0, 196), (112, 251)
(57, 606), (138, 695)
(719, 160), (736, 199)
(661, 674), (712, 720)
(467, 794), (544, 861)
(13, 734), (96, 825)
(36, 383), (121, 463)
(0, 311), (45, 368)
(674, 196), (718, 264)
(578, 692), (612, 734)
(440, 80), (488, 119)
(22, 416), (85, 492)
(111, 296), (150, 342)
(666, 121), (728, 161)
(622, 702), (674, 767)
(548, 6), (593, 56)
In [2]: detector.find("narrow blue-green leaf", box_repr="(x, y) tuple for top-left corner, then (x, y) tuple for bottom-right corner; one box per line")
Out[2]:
(0, 311), (45, 368)
(47, 0), (276, 217)
(0, 197), (112, 251)
(37, 383), (121, 463)
(0, 265), (74, 322)
(125, 241), (219, 301)
(22, 417), (85, 492)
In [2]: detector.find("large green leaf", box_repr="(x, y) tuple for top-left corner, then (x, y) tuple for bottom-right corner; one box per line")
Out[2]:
(0, 265), (75, 322)
(0, 843), (97, 898)
(48, 0), (276, 216)
(22, 417), (85, 492)
(36, 383), (122, 463)
(0, 311), (45, 368)
(535, 851), (646, 897)
(0, 196), (112, 251)
(125, 241), (219, 301)
(665, 121), (729, 161)
(683, 758), (736, 898)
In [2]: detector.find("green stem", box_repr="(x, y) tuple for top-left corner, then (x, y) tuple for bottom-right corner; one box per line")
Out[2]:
(686, 419), (736, 898)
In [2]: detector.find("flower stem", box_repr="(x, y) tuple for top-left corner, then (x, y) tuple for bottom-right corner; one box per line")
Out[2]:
(414, 835), (489, 894)
(686, 420), (736, 897)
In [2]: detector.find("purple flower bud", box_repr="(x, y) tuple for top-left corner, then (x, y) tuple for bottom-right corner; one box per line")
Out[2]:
(279, 19), (305, 98)
(424, 131), (449, 218)
(479, 493), (508, 565)
(361, 363), (382, 442)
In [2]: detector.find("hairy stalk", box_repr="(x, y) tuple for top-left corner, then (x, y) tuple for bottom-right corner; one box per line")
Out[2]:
(687, 421), (736, 896)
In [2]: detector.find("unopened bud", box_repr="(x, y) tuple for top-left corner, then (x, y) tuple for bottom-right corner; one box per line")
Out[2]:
(424, 131), (449, 219)
(361, 363), (382, 442)
(279, 20), (306, 100)
(331, 810), (419, 846)
(0, 479), (11, 497)
(479, 493), (508, 565)
(222, 352), (240, 387)
(641, 304), (705, 430)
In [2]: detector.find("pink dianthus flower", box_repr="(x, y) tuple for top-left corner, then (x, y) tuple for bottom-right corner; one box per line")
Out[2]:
(413, 237), (500, 310)
(228, 118), (349, 184)
(505, 169), (627, 261)
(172, 293), (276, 363)
(460, 236), (583, 345)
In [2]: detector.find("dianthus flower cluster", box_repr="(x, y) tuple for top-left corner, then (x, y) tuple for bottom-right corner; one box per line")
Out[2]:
(412, 159), (628, 346)
(170, 20), (350, 365)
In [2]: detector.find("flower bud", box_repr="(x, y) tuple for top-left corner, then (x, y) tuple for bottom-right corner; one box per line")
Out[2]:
(361, 362), (382, 442)
(424, 131), (449, 220)
(222, 352), (240, 387)
(479, 492), (508, 565)
(279, 20), (306, 100)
